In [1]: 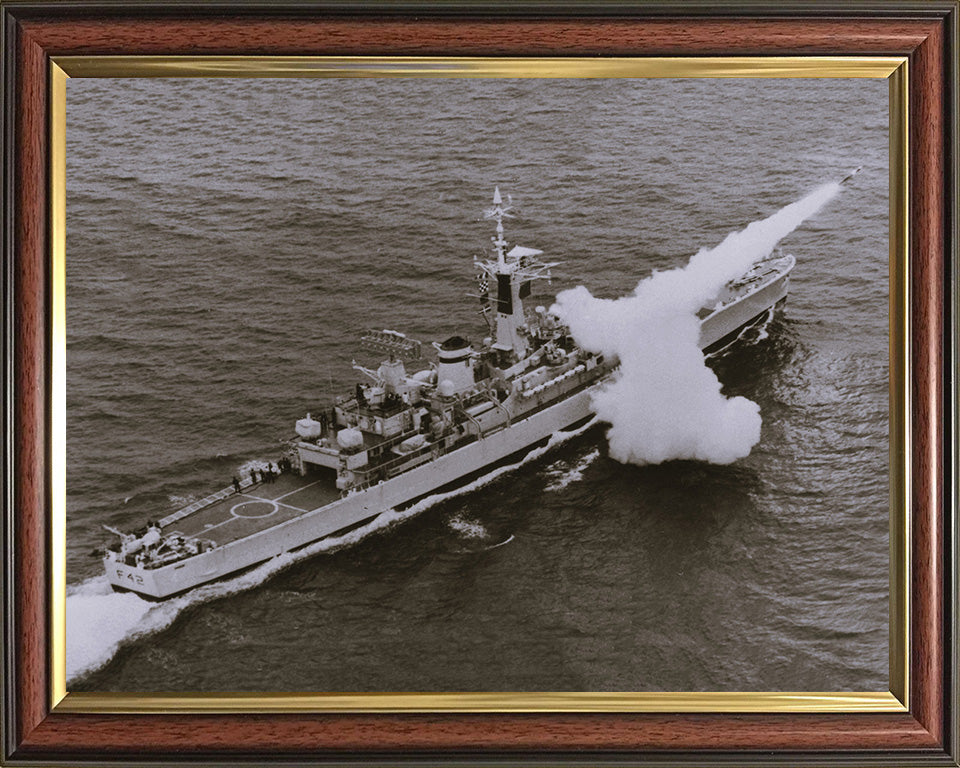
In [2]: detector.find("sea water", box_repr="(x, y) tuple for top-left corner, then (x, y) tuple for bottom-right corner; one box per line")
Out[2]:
(65, 77), (889, 692)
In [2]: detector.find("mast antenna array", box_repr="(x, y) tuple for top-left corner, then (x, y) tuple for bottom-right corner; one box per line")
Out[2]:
(484, 186), (515, 267)
(475, 187), (561, 283)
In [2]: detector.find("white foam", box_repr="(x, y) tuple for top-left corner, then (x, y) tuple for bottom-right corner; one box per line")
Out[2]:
(484, 534), (515, 550)
(752, 306), (775, 343)
(704, 305), (776, 359)
(448, 514), (488, 539)
(543, 448), (601, 491)
(66, 576), (181, 682)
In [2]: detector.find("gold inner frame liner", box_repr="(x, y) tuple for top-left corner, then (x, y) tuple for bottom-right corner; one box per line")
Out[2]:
(55, 55), (901, 78)
(49, 55), (909, 714)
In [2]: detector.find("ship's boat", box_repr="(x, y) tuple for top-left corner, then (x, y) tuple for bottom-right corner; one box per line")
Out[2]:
(103, 189), (796, 599)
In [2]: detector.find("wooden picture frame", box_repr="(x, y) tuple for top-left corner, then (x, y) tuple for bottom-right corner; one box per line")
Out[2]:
(3, 2), (957, 765)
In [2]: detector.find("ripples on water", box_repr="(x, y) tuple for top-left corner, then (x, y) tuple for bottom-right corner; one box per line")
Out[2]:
(66, 77), (888, 692)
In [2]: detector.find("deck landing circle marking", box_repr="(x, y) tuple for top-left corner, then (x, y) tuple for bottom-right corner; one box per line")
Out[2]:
(231, 500), (278, 519)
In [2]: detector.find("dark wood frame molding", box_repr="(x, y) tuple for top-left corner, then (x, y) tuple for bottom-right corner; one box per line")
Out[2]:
(2, 2), (957, 765)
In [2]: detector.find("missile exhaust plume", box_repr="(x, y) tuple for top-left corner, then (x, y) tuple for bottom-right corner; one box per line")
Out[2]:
(551, 180), (844, 466)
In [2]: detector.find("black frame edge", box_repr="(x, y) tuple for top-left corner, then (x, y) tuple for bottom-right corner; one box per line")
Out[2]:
(2, 4), (20, 766)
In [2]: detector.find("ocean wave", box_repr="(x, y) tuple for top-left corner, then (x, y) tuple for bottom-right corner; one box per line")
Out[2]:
(543, 448), (601, 492)
(447, 514), (488, 540)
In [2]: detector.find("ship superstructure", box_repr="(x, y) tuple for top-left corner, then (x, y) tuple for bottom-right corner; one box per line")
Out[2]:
(103, 189), (795, 599)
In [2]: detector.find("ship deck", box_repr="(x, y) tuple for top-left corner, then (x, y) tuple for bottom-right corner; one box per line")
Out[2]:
(698, 254), (793, 317)
(163, 470), (342, 547)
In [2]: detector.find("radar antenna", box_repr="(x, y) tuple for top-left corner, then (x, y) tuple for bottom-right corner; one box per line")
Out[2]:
(484, 186), (515, 268)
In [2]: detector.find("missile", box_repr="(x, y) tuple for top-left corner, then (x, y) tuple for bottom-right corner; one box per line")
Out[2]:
(840, 166), (862, 185)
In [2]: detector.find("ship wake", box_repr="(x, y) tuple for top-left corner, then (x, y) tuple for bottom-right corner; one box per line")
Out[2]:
(704, 305), (777, 360)
(447, 514), (516, 553)
(551, 181), (843, 466)
(448, 514), (489, 540)
(543, 448), (601, 491)
(67, 417), (598, 684)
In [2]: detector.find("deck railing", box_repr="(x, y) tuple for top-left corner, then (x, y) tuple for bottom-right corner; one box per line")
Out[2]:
(158, 474), (257, 528)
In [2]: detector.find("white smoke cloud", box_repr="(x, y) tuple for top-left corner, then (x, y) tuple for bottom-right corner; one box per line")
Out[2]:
(552, 182), (842, 466)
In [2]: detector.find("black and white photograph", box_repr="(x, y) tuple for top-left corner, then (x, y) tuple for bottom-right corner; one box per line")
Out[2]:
(64, 75), (889, 694)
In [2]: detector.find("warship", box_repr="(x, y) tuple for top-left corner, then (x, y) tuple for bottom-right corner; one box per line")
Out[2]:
(104, 189), (797, 599)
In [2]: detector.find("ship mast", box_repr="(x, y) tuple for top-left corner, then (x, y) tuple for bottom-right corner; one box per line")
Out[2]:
(491, 187), (508, 270)
(475, 188), (560, 362)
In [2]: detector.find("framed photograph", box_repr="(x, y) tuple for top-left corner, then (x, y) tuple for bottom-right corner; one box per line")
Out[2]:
(3, 3), (957, 766)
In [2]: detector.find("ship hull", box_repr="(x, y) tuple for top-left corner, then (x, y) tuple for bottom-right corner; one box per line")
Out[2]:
(107, 386), (598, 598)
(699, 259), (791, 351)
(105, 255), (795, 599)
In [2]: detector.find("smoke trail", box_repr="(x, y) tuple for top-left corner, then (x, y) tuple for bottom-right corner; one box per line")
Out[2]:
(552, 182), (841, 466)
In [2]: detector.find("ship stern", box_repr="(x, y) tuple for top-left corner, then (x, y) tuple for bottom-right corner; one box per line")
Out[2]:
(103, 552), (164, 598)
